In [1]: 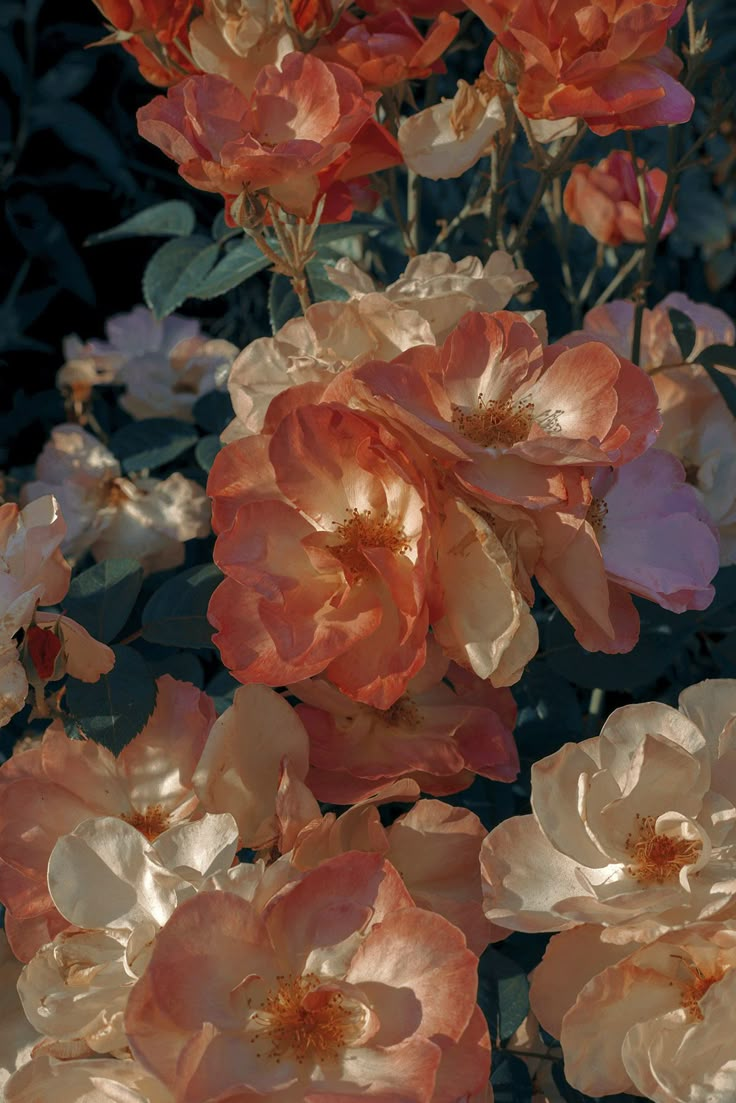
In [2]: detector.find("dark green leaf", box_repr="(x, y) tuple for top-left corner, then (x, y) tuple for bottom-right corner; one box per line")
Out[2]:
(65, 559), (143, 644)
(36, 53), (95, 100)
(147, 651), (204, 687)
(478, 947), (530, 1042)
(143, 236), (220, 320)
(313, 216), (387, 245)
(191, 239), (270, 299)
(668, 308), (697, 360)
(193, 390), (232, 434)
(491, 1052), (533, 1103)
(268, 272), (300, 332)
(0, 30), (24, 87)
(66, 645), (157, 754)
(108, 418), (198, 474)
(698, 344), (736, 419)
(141, 564), (221, 649)
(307, 249), (350, 305)
(195, 434), (221, 472)
(87, 201), (196, 245)
(28, 101), (135, 193)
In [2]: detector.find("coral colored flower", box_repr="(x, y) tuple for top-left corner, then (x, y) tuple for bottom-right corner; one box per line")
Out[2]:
(531, 921), (736, 1102)
(223, 293), (435, 440)
(289, 637), (518, 801)
(0, 675), (215, 961)
(57, 306), (236, 421)
(0, 497), (113, 729)
(6, 1056), (173, 1103)
(399, 73), (506, 180)
(535, 447), (719, 653)
(481, 683), (736, 940)
(576, 295), (736, 564)
(125, 852), (490, 1103)
(329, 250), (533, 343)
(337, 310), (660, 509)
(474, 0), (694, 135)
(563, 150), (676, 246)
(316, 10), (459, 90)
(356, 0), (466, 16)
(23, 425), (211, 571)
(137, 53), (402, 222)
(93, 0), (198, 85)
(208, 403), (432, 708)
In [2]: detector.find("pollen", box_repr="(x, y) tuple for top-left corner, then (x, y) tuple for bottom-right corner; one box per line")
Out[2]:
(452, 395), (535, 449)
(331, 508), (409, 579)
(379, 695), (422, 730)
(587, 496), (608, 536)
(250, 973), (355, 1064)
(625, 814), (701, 884)
(121, 804), (171, 842)
(674, 958), (726, 1021)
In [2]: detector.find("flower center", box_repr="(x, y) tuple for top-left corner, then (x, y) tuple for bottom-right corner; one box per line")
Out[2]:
(331, 509), (409, 579)
(452, 395), (536, 448)
(250, 973), (356, 1064)
(121, 804), (171, 842)
(379, 695), (422, 730)
(675, 958), (727, 1021)
(587, 496), (608, 537)
(625, 815), (702, 884)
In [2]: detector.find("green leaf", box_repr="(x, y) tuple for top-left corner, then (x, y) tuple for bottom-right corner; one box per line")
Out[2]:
(313, 216), (387, 245)
(141, 564), (222, 649)
(698, 344), (736, 419)
(195, 434), (221, 472)
(491, 1053), (533, 1103)
(193, 390), (233, 434)
(64, 559), (143, 644)
(87, 201), (196, 245)
(307, 249), (350, 305)
(478, 947), (530, 1042)
(66, 645), (157, 754)
(668, 308), (697, 360)
(108, 417), (198, 474)
(191, 239), (270, 300)
(268, 272), (300, 332)
(143, 236), (220, 320)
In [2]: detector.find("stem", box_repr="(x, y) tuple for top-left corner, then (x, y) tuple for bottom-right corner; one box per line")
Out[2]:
(630, 124), (679, 364)
(406, 168), (420, 254)
(387, 168), (417, 257)
(575, 242), (605, 317)
(507, 123), (586, 256)
(592, 247), (645, 308)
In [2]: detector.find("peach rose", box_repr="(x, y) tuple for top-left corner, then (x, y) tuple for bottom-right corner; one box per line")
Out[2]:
(532, 921), (736, 1102)
(290, 637), (518, 801)
(315, 10), (459, 90)
(208, 403), (433, 707)
(563, 150), (676, 246)
(23, 426), (211, 572)
(137, 52), (402, 222)
(473, 0), (694, 136)
(0, 676), (215, 960)
(125, 852), (490, 1103)
(481, 683), (736, 941)
(188, 0), (296, 95)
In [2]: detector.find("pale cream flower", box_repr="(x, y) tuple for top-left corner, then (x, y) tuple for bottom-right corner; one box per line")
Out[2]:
(0, 931), (38, 1096)
(223, 294), (434, 440)
(398, 73), (506, 180)
(23, 425), (210, 571)
(6, 1055), (173, 1103)
(481, 682), (736, 941)
(15, 813), (239, 1058)
(531, 921), (736, 1103)
(328, 250), (533, 343)
(189, 0), (296, 94)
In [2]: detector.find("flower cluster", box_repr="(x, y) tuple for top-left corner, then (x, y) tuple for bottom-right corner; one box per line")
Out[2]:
(481, 679), (736, 1100)
(0, 678), (492, 1102)
(209, 249), (718, 720)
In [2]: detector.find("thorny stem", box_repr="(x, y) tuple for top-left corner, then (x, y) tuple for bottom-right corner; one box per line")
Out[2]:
(592, 247), (645, 308)
(542, 175), (576, 314)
